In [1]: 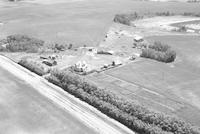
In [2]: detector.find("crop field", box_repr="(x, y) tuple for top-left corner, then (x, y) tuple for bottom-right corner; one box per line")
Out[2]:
(0, 0), (200, 47)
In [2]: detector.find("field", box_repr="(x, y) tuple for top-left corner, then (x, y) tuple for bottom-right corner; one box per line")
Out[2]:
(146, 35), (200, 70)
(0, 0), (200, 47)
(1, 0), (200, 130)
(0, 66), (96, 134)
(171, 20), (200, 32)
(133, 16), (200, 33)
(88, 59), (200, 126)
(87, 35), (200, 127)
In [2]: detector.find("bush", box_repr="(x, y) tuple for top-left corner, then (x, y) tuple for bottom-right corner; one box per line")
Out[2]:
(54, 43), (66, 51)
(68, 43), (73, 49)
(149, 41), (171, 52)
(141, 41), (176, 63)
(18, 59), (49, 76)
(46, 70), (200, 134)
(0, 45), (8, 52)
(5, 34), (44, 52)
(182, 12), (200, 17)
(155, 11), (175, 16)
(113, 12), (142, 26)
(177, 26), (187, 32)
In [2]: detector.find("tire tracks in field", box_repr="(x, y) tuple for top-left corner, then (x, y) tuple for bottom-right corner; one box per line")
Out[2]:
(101, 73), (180, 112)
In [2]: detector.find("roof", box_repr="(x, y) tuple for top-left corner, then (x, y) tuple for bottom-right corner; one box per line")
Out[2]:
(186, 29), (195, 33)
(134, 35), (143, 41)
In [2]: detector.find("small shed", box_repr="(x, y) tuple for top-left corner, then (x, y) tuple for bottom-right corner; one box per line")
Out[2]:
(134, 35), (144, 42)
(112, 60), (122, 66)
(107, 50), (114, 55)
(40, 56), (48, 60)
(49, 55), (57, 60)
(42, 60), (57, 66)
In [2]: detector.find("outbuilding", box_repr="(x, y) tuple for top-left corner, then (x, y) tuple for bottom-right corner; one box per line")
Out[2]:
(186, 29), (195, 33)
(134, 35), (144, 42)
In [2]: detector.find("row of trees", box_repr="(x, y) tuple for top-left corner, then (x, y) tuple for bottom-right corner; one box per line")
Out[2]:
(113, 12), (143, 26)
(155, 11), (175, 16)
(113, 11), (200, 26)
(46, 69), (200, 134)
(141, 41), (176, 63)
(153, 11), (200, 17)
(18, 59), (49, 76)
(182, 12), (200, 17)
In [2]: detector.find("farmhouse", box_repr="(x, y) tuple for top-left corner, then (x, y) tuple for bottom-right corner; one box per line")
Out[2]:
(74, 61), (91, 72)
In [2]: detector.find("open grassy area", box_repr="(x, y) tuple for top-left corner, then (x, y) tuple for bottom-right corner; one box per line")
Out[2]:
(0, 0), (200, 46)
(146, 35), (200, 70)
(87, 58), (200, 126)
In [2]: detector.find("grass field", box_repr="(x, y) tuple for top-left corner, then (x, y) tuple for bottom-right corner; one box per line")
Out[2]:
(0, 0), (200, 46)
(146, 35), (200, 70)
(88, 58), (200, 126)
(87, 34), (200, 127)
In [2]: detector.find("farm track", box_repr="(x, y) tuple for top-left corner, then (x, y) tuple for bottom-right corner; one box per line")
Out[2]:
(0, 55), (135, 134)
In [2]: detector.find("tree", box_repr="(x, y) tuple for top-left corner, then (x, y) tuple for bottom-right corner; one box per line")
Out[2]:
(68, 43), (73, 49)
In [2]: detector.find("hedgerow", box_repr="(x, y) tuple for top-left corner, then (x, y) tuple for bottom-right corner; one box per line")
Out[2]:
(19, 59), (49, 76)
(46, 70), (200, 134)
